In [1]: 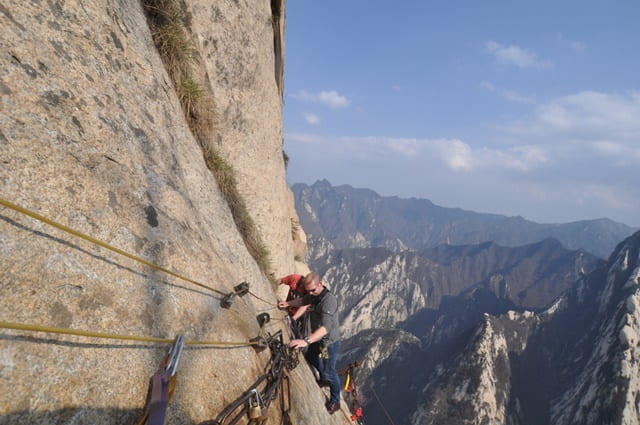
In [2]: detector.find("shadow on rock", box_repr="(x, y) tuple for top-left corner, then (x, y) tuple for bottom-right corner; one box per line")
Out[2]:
(0, 407), (198, 425)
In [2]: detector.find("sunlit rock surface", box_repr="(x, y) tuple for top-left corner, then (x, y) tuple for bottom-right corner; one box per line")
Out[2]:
(0, 1), (350, 423)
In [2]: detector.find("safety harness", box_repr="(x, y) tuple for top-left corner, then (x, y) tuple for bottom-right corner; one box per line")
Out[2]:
(340, 361), (366, 424)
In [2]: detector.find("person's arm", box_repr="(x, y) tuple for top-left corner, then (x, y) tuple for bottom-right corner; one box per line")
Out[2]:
(289, 326), (328, 349)
(278, 297), (304, 309)
(289, 292), (338, 349)
(291, 303), (310, 320)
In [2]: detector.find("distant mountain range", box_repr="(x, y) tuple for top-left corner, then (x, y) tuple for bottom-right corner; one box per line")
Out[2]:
(293, 179), (640, 424)
(310, 237), (599, 339)
(293, 180), (638, 259)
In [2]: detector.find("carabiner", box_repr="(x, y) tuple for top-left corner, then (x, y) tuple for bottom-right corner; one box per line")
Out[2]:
(164, 335), (185, 377)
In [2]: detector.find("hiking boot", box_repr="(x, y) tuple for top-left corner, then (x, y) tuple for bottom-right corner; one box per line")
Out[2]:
(317, 379), (331, 388)
(325, 401), (340, 415)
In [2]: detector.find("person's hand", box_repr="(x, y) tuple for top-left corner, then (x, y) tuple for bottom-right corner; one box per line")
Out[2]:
(277, 300), (289, 309)
(288, 339), (308, 349)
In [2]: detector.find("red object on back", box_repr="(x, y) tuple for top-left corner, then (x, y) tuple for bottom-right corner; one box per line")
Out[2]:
(279, 274), (306, 314)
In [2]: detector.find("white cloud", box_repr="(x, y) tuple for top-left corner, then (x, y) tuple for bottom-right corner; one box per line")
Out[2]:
(473, 145), (549, 172)
(289, 89), (640, 177)
(302, 112), (320, 125)
(592, 140), (624, 155)
(501, 91), (640, 145)
(479, 89), (640, 221)
(568, 40), (586, 52)
(590, 140), (640, 165)
(571, 183), (634, 210)
(434, 139), (474, 171)
(446, 144), (543, 173)
(557, 33), (586, 52)
(485, 40), (552, 68)
(287, 134), (421, 160)
(502, 90), (535, 104)
(286, 133), (550, 173)
(284, 127), (639, 225)
(382, 138), (420, 157)
(288, 89), (640, 189)
(479, 81), (494, 90)
(479, 81), (535, 104)
(317, 91), (350, 108)
(289, 90), (350, 109)
(287, 133), (323, 144)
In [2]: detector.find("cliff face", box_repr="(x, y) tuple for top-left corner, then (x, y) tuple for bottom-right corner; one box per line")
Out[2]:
(186, 0), (294, 278)
(0, 1), (346, 424)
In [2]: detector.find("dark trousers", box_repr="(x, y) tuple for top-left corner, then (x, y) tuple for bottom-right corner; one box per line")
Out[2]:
(305, 340), (342, 404)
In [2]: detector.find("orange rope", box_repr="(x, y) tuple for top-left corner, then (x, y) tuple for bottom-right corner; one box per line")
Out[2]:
(370, 383), (398, 425)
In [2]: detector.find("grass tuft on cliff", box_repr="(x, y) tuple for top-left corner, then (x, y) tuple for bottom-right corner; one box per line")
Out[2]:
(142, 0), (273, 279)
(142, 0), (196, 110)
(207, 150), (272, 275)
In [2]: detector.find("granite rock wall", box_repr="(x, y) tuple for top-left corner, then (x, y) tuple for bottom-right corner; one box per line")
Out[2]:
(0, 1), (347, 423)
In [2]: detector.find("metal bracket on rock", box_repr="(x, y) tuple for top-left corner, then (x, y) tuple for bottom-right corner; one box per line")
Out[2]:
(256, 313), (270, 328)
(250, 336), (268, 352)
(221, 281), (250, 309)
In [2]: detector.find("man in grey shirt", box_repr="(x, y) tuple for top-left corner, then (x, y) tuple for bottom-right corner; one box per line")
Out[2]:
(278, 272), (342, 414)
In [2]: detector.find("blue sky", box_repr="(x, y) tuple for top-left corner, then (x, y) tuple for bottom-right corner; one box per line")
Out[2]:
(283, 1), (640, 227)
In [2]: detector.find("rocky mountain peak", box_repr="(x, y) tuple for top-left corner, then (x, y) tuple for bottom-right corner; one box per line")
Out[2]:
(295, 181), (638, 258)
(362, 230), (640, 425)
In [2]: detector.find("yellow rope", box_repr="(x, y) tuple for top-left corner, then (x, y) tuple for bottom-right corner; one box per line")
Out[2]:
(0, 198), (227, 296)
(248, 290), (274, 305)
(0, 321), (257, 347)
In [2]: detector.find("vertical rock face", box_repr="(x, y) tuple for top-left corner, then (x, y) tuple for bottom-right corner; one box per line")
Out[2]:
(409, 312), (536, 425)
(187, 0), (294, 277)
(547, 233), (640, 425)
(0, 1), (348, 424)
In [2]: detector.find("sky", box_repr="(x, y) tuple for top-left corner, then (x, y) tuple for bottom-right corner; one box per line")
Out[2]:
(282, 0), (640, 227)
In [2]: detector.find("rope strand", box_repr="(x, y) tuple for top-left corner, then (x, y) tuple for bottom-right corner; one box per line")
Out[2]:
(0, 320), (257, 347)
(0, 198), (227, 296)
(248, 290), (274, 305)
(370, 383), (398, 425)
